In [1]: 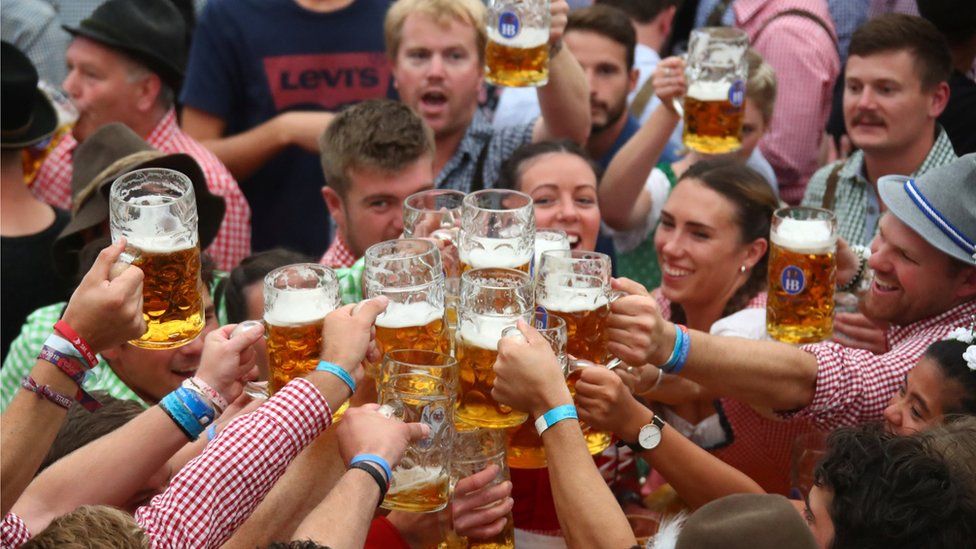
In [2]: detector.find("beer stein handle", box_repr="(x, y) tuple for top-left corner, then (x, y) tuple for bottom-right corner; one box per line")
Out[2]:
(501, 325), (526, 342)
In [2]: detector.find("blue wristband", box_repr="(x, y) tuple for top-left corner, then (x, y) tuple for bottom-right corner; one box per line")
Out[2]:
(661, 325), (683, 372)
(316, 361), (356, 394)
(174, 387), (216, 427)
(534, 404), (578, 436)
(161, 392), (204, 440)
(671, 325), (691, 375)
(350, 453), (392, 485)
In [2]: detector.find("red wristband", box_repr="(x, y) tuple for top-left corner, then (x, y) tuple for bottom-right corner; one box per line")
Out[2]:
(54, 320), (98, 369)
(21, 376), (73, 410)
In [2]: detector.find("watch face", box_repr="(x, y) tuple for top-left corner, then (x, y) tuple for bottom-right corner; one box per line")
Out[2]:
(639, 424), (662, 449)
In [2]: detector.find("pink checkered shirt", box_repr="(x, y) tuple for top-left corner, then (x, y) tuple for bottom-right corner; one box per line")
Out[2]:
(0, 378), (332, 549)
(735, 0), (841, 205)
(788, 299), (976, 432)
(30, 110), (251, 270)
(319, 234), (358, 269)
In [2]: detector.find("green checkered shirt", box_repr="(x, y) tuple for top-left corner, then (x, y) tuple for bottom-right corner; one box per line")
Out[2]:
(802, 127), (957, 246)
(0, 303), (146, 411)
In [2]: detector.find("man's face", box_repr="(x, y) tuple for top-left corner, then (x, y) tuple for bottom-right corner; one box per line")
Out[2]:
(392, 14), (483, 141)
(103, 290), (219, 403)
(323, 155), (435, 258)
(861, 213), (975, 325)
(843, 50), (945, 156)
(63, 37), (152, 142)
(564, 30), (636, 134)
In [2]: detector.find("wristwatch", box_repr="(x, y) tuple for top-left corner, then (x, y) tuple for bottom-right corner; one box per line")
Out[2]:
(619, 414), (666, 452)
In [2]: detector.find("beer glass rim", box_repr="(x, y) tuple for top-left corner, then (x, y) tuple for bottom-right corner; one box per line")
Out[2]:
(536, 228), (568, 241)
(364, 238), (441, 264)
(532, 310), (566, 333)
(383, 349), (457, 368)
(540, 249), (611, 263)
(461, 267), (531, 290)
(773, 206), (837, 223)
(109, 167), (194, 208)
(264, 262), (339, 291)
(462, 189), (533, 213)
(404, 189), (467, 214)
(690, 26), (749, 42)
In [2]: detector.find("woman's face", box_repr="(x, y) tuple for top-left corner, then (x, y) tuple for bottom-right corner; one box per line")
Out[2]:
(883, 356), (967, 436)
(244, 282), (269, 380)
(519, 152), (601, 252)
(653, 178), (765, 309)
(737, 98), (767, 161)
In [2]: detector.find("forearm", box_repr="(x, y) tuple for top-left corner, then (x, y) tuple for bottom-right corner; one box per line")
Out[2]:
(194, 120), (289, 181)
(534, 47), (590, 145)
(13, 407), (186, 534)
(639, 371), (709, 406)
(599, 105), (680, 229)
(0, 361), (78, 515)
(544, 420), (635, 549)
(291, 469), (380, 548)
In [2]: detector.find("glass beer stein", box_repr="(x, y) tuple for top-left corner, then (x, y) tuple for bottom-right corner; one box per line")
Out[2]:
(455, 268), (534, 428)
(263, 264), (341, 393)
(459, 189), (535, 274)
(766, 207), (838, 344)
(403, 189), (466, 280)
(681, 27), (750, 154)
(532, 228), (570, 277)
(485, 0), (551, 87)
(447, 425), (515, 549)
(109, 168), (204, 349)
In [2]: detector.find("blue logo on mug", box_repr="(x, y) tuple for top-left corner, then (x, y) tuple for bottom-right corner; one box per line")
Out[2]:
(499, 11), (520, 39)
(729, 80), (745, 108)
(781, 266), (805, 295)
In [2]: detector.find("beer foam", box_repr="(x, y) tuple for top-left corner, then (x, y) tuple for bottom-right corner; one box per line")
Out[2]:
(487, 26), (550, 47)
(460, 236), (533, 270)
(772, 217), (836, 254)
(376, 301), (444, 329)
(534, 234), (569, 272)
(686, 81), (731, 102)
(458, 314), (519, 351)
(264, 290), (335, 326)
(388, 466), (448, 495)
(125, 234), (195, 254)
(538, 285), (609, 313)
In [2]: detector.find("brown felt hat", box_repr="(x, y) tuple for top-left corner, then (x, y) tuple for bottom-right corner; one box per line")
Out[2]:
(675, 494), (818, 549)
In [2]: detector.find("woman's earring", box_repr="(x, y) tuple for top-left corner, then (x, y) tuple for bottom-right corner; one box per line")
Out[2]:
(740, 265), (747, 273)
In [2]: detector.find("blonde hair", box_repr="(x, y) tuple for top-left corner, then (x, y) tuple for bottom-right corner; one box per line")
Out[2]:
(744, 48), (777, 126)
(384, 0), (488, 63)
(24, 505), (148, 548)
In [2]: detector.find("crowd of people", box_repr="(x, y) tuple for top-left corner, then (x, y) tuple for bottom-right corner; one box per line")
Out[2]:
(1, 0), (975, 547)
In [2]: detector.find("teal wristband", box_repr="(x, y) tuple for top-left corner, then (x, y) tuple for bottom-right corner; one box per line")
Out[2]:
(349, 453), (393, 484)
(534, 404), (578, 435)
(661, 324), (684, 372)
(161, 392), (204, 440)
(316, 360), (356, 394)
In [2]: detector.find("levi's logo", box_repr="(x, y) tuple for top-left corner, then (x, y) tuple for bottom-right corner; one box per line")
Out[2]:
(263, 52), (392, 111)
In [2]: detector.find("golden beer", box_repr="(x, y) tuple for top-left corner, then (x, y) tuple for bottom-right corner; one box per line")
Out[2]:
(132, 245), (205, 349)
(374, 302), (451, 378)
(766, 209), (837, 344)
(485, 37), (549, 87)
(265, 319), (323, 394)
(456, 326), (527, 428)
(567, 366), (614, 455)
(384, 466), (451, 512)
(546, 305), (611, 364)
(682, 85), (743, 154)
(470, 517), (515, 549)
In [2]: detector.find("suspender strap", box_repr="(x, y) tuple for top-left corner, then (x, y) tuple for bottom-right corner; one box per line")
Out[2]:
(821, 163), (844, 211)
(470, 137), (491, 193)
(754, 9), (838, 47)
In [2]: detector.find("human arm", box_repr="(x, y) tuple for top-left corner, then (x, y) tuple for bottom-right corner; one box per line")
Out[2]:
(607, 278), (818, 411)
(599, 57), (684, 230)
(492, 322), (636, 549)
(575, 367), (764, 510)
(181, 107), (335, 182)
(531, 0), (590, 145)
(0, 240), (145, 515)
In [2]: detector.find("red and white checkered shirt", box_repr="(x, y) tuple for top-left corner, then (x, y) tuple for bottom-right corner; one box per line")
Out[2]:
(0, 378), (332, 549)
(30, 110), (251, 270)
(319, 233), (358, 269)
(787, 299), (976, 432)
(735, 0), (841, 205)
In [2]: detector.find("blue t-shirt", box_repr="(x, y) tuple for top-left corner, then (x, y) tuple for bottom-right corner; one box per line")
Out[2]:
(180, 0), (395, 257)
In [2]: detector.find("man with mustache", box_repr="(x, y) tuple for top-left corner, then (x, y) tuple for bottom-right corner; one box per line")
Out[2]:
(802, 14), (956, 248)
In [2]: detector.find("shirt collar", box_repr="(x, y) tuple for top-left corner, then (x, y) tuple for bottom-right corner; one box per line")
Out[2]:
(844, 125), (956, 182)
(144, 108), (179, 148)
(320, 233), (358, 269)
(733, 0), (769, 26)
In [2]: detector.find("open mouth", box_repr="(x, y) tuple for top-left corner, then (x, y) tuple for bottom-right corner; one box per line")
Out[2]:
(662, 264), (692, 278)
(421, 91), (448, 109)
(566, 234), (580, 249)
(872, 279), (899, 293)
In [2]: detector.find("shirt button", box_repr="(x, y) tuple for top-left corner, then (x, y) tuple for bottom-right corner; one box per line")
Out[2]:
(867, 207), (876, 214)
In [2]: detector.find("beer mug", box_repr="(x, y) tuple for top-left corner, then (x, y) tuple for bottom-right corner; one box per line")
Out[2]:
(460, 190), (535, 274)
(365, 239), (449, 381)
(403, 189), (466, 280)
(381, 349), (458, 396)
(485, 0), (551, 87)
(263, 264), (341, 393)
(504, 312), (569, 469)
(681, 27), (749, 154)
(109, 168), (204, 349)
(380, 373), (455, 513)
(456, 268), (534, 428)
(536, 250), (613, 363)
(766, 207), (838, 344)
(448, 425), (515, 549)
(532, 228), (570, 277)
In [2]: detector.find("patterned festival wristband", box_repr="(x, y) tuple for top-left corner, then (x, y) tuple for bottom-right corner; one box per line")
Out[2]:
(43, 333), (87, 365)
(21, 376), (73, 410)
(316, 361), (356, 395)
(174, 387), (216, 427)
(38, 346), (102, 412)
(534, 404), (579, 436)
(183, 378), (228, 414)
(53, 321), (98, 369)
(161, 392), (205, 440)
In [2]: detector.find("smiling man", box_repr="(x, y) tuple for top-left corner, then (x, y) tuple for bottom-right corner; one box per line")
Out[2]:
(802, 14), (956, 248)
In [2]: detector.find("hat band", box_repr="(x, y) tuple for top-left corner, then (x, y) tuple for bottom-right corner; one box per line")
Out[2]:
(1, 114), (34, 139)
(904, 178), (975, 255)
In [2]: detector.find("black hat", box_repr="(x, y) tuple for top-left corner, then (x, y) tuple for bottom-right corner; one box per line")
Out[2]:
(1, 42), (58, 149)
(63, 0), (187, 92)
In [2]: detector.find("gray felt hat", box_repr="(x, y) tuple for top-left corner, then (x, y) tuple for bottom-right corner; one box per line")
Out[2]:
(878, 154), (976, 266)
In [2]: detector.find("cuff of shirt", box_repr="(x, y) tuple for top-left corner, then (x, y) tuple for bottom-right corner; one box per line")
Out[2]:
(2, 512), (32, 548)
(262, 378), (333, 448)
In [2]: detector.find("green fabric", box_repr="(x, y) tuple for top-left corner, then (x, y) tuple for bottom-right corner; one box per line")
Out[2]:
(616, 162), (678, 290)
(337, 257), (366, 305)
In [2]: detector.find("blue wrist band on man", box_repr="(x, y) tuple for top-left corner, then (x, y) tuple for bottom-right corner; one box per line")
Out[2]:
(534, 404), (578, 436)
(350, 453), (392, 484)
(316, 360), (356, 394)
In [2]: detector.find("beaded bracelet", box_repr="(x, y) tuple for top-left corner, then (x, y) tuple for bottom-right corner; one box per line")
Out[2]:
(21, 376), (72, 410)
(53, 321), (97, 369)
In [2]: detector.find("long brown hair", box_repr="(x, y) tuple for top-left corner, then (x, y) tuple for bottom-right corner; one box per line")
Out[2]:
(668, 159), (779, 324)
